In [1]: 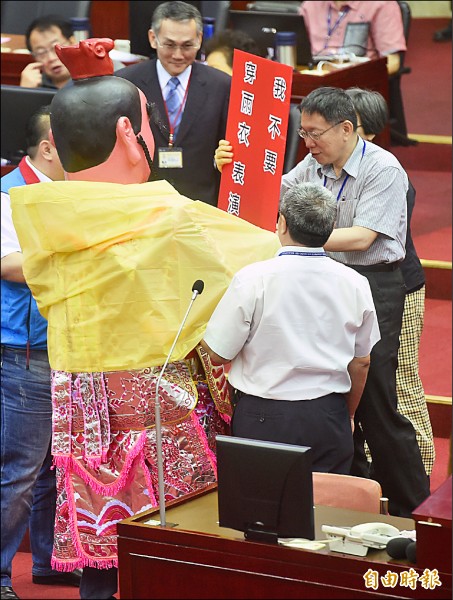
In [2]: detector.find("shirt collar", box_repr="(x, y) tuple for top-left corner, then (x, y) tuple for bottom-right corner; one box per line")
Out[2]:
(156, 60), (192, 92)
(276, 245), (326, 257)
(25, 156), (52, 182)
(329, 1), (359, 12)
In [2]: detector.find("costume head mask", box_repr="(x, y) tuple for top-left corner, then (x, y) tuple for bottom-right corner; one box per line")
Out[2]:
(50, 38), (156, 179)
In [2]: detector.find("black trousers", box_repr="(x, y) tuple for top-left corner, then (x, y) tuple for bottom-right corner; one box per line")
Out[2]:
(231, 392), (353, 474)
(80, 566), (117, 599)
(349, 268), (430, 517)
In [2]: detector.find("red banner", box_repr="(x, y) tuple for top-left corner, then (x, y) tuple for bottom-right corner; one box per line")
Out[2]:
(217, 50), (293, 232)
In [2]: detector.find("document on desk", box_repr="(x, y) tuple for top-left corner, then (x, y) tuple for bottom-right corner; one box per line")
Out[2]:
(279, 538), (327, 550)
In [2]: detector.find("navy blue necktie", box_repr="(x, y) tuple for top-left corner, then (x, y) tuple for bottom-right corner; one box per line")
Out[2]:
(165, 77), (182, 139)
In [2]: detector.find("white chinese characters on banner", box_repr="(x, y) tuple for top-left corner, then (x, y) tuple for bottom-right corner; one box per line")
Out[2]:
(218, 50), (293, 231)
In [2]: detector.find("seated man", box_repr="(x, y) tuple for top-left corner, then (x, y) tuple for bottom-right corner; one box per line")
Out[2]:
(203, 29), (264, 75)
(202, 182), (380, 474)
(10, 38), (279, 599)
(300, 1), (406, 74)
(20, 15), (75, 89)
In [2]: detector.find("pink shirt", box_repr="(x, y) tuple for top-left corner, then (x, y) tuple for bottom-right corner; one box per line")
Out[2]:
(300, 1), (406, 59)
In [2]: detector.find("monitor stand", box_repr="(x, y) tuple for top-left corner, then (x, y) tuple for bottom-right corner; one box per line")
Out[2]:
(245, 523), (278, 544)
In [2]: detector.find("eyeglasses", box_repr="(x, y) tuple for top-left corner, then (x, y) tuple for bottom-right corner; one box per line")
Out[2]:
(297, 121), (344, 142)
(32, 41), (69, 62)
(154, 35), (200, 54)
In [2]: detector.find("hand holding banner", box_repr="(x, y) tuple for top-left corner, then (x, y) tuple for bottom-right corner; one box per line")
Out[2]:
(217, 50), (293, 231)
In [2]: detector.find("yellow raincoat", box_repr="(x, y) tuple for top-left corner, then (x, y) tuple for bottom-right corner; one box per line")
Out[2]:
(10, 179), (280, 372)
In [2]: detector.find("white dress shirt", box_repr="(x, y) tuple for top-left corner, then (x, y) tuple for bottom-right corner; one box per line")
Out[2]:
(1, 157), (51, 259)
(204, 245), (380, 400)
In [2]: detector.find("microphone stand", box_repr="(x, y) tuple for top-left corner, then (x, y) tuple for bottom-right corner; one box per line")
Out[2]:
(154, 285), (203, 527)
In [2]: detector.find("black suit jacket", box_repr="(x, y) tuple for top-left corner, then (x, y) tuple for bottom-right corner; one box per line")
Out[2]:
(115, 60), (231, 206)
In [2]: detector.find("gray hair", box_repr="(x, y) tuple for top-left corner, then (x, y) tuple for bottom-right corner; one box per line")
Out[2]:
(151, 1), (203, 35)
(279, 183), (337, 246)
(345, 87), (389, 137)
(300, 86), (357, 129)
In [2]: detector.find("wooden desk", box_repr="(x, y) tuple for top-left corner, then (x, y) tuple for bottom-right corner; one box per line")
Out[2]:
(117, 485), (451, 599)
(291, 57), (390, 152)
(1, 34), (33, 86)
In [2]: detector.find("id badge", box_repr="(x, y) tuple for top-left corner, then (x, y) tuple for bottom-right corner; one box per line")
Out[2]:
(158, 147), (183, 169)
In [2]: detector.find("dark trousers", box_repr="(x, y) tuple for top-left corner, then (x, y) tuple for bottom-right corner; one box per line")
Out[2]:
(80, 566), (117, 599)
(350, 268), (430, 517)
(231, 392), (353, 474)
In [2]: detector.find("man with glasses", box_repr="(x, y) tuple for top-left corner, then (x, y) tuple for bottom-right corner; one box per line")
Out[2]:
(214, 86), (430, 519)
(116, 1), (231, 207)
(284, 87), (430, 518)
(20, 15), (75, 89)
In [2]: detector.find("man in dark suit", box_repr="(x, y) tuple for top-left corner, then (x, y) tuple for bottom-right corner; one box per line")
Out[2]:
(116, 1), (231, 206)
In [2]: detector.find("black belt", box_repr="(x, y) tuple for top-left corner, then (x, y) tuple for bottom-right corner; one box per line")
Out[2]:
(348, 262), (400, 272)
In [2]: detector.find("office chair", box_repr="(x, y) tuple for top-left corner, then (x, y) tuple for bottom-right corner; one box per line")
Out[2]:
(389, 1), (418, 146)
(313, 472), (387, 514)
(283, 104), (302, 174)
(1, 1), (91, 35)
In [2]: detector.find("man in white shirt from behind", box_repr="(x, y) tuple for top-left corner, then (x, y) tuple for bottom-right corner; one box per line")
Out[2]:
(201, 182), (380, 474)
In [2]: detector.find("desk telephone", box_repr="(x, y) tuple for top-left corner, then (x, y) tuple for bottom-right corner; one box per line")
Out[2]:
(322, 522), (401, 557)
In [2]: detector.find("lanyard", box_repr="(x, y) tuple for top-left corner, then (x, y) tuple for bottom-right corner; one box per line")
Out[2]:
(324, 5), (350, 48)
(279, 251), (327, 257)
(323, 139), (366, 202)
(163, 75), (191, 147)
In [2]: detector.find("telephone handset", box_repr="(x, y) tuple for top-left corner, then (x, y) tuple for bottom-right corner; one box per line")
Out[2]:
(350, 522), (400, 538)
(322, 522), (401, 556)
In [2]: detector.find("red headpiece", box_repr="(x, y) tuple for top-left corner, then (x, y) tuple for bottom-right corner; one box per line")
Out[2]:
(55, 38), (114, 80)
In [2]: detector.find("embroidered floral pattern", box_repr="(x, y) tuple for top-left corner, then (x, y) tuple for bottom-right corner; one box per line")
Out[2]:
(51, 359), (231, 570)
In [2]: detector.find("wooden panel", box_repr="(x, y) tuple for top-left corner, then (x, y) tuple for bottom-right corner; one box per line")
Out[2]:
(1, 50), (33, 86)
(291, 57), (390, 163)
(90, 1), (130, 40)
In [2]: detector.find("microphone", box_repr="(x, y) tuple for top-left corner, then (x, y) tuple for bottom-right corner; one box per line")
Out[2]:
(386, 536), (412, 559)
(154, 279), (205, 527)
(406, 541), (416, 563)
(191, 279), (204, 298)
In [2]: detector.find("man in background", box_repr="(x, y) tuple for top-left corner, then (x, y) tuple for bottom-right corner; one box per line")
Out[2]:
(115, 1), (231, 206)
(345, 86), (435, 477)
(203, 29), (264, 75)
(20, 15), (75, 89)
(300, 1), (406, 74)
(1, 106), (80, 600)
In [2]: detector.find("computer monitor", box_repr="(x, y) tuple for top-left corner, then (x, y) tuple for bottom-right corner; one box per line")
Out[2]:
(228, 10), (313, 66)
(1, 85), (57, 164)
(216, 435), (314, 543)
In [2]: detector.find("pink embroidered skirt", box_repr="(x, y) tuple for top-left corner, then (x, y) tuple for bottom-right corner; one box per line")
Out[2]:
(50, 357), (230, 571)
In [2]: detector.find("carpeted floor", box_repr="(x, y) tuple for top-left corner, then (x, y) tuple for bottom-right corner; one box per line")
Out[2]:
(420, 298), (452, 398)
(405, 169), (452, 262)
(401, 18), (452, 137)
